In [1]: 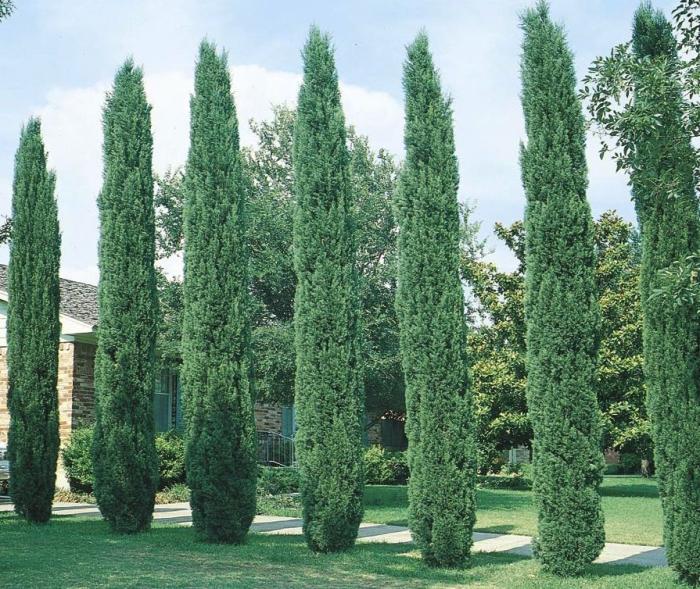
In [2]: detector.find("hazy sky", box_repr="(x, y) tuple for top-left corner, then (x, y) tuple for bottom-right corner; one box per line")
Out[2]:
(0, 0), (677, 283)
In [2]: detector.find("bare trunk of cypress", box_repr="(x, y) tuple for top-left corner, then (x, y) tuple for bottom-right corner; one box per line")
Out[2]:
(395, 33), (477, 568)
(7, 118), (60, 523)
(93, 60), (159, 533)
(292, 27), (364, 553)
(520, 3), (605, 576)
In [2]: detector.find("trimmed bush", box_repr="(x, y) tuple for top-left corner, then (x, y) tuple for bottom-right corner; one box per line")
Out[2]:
(62, 426), (94, 494)
(258, 467), (299, 496)
(154, 431), (185, 489)
(363, 447), (409, 485)
(64, 427), (186, 493)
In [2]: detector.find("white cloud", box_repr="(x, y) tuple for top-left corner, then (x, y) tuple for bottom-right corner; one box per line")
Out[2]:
(20, 63), (404, 281)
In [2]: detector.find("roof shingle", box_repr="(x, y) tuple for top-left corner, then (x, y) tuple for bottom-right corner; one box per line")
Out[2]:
(0, 264), (98, 327)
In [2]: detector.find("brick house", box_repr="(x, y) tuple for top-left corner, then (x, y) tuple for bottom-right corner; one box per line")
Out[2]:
(0, 265), (285, 452)
(0, 265), (404, 472)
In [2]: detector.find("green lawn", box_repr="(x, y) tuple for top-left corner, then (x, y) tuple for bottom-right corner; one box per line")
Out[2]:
(0, 515), (676, 588)
(364, 476), (663, 547)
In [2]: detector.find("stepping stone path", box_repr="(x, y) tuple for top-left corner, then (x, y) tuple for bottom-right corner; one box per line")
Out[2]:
(0, 499), (667, 568)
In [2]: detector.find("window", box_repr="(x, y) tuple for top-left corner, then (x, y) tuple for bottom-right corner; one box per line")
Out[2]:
(153, 369), (179, 432)
(282, 405), (296, 438)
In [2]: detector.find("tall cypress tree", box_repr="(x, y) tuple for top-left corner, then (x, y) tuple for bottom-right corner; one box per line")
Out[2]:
(395, 33), (476, 568)
(182, 41), (256, 544)
(7, 118), (60, 523)
(293, 27), (364, 553)
(631, 6), (700, 584)
(93, 60), (159, 533)
(520, 3), (605, 576)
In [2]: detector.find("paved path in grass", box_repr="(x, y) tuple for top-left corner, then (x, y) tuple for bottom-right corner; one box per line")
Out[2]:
(0, 499), (666, 568)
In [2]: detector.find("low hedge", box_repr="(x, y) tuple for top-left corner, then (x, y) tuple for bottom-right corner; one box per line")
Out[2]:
(62, 426), (186, 493)
(363, 446), (409, 485)
(258, 466), (299, 495)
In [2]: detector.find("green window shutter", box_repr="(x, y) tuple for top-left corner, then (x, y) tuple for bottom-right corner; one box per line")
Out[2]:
(174, 371), (183, 431)
(153, 370), (171, 432)
(282, 405), (295, 438)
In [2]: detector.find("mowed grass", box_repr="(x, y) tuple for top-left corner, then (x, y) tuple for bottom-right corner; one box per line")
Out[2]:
(0, 514), (676, 589)
(363, 476), (664, 547)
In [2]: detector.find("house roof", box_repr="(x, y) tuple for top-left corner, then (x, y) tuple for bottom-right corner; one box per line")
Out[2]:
(0, 264), (99, 327)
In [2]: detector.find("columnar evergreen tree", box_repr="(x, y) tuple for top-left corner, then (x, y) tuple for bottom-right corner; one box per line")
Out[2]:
(182, 41), (256, 544)
(7, 118), (60, 523)
(631, 6), (700, 583)
(93, 60), (159, 533)
(292, 27), (364, 553)
(520, 4), (605, 576)
(395, 33), (476, 568)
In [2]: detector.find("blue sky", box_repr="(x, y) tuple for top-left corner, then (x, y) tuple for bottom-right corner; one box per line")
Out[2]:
(0, 0), (677, 282)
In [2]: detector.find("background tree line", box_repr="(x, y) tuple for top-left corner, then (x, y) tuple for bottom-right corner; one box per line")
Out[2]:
(152, 103), (649, 472)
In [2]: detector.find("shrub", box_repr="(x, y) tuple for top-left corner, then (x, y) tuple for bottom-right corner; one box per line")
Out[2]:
(62, 426), (94, 493)
(63, 426), (186, 493)
(363, 447), (409, 485)
(619, 453), (641, 475)
(155, 483), (190, 504)
(258, 467), (299, 496)
(363, 446), (393, 485)
(155, 431), (185, 489)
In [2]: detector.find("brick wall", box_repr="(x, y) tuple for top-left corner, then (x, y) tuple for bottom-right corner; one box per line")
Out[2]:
(255, 404), (282, 434)
(0, 341), (97, 448)
(71, 342), (95, 429)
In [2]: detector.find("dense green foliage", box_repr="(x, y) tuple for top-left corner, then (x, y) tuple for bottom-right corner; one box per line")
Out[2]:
(463, 221), (529, 473)
(593, 213), (649, 463)
(630, 7), (700, 583)
(6, 118), (60, 523)
(93, 60), (159, 533)
(465, 212), (647, 475)
(292, 27), (364, 552)
(63, 426), (186, 493)
(395, 33), (476, 567)
(182, 41), (257, 544)
(152, 106), (401, 414)
(245, 106), (401, 412)
(584, 3), (700, 582)
(520, 4), (605, 575)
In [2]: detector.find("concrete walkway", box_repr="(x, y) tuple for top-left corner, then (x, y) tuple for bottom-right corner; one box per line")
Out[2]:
(0, 499), (667, 568)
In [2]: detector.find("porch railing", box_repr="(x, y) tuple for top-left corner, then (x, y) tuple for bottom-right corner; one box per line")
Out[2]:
(257, 431), (296, 467)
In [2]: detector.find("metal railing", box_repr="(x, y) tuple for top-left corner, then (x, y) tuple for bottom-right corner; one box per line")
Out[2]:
(257, 431), (296, 467)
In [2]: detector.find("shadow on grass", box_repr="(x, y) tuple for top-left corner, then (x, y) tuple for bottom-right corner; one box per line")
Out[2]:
(0, 513), (669, 588)
(599, 483), (659, 499)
